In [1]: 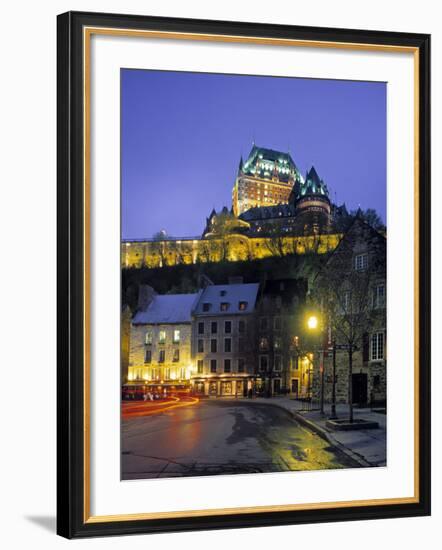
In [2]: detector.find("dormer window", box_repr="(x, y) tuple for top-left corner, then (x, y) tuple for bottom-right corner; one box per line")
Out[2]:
(220, 302), (230, 311)
(238, 301), (248, 311)
(202, 302), (211, 312)
(220, 290), (227, 297)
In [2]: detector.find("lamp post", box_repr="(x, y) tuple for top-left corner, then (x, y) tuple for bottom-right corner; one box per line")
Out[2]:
(307, 314), (325, 416)
(330, 339), (338, 420)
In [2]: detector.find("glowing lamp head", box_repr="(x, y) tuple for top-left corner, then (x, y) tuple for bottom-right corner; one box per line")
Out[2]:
(307, 315), (319, 330)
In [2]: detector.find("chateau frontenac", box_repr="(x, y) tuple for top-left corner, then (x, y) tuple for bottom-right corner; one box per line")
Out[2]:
(122, 145), (350, 269)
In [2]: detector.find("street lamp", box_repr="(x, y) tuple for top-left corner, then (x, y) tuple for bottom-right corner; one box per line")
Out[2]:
(306, 313), (325, 416)
(307, 315), (319, 330)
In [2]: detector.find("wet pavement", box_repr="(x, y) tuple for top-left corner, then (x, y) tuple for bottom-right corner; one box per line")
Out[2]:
(121, 400), (359, 480)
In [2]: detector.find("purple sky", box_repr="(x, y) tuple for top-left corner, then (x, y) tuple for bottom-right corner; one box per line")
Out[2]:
(121, 69), (386, 239)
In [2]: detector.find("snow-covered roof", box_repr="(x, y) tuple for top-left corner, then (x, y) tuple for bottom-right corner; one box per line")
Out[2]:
(192, 283), (259, 316)
(132, 293), (199, 325)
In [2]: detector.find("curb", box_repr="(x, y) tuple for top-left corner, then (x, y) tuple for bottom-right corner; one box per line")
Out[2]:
(251, 399), (375, 468)
(288, 410), (374, 468)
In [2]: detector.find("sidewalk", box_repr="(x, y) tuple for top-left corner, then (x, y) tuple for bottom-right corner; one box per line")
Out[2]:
(252, 397), (386, 467)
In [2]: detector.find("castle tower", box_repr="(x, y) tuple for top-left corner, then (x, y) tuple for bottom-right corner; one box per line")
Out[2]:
(290, 166), (331, 234)
(231, 145), (302, 216)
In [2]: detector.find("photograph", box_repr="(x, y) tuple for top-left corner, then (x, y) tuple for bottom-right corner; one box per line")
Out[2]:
(120, 69), (387, 480)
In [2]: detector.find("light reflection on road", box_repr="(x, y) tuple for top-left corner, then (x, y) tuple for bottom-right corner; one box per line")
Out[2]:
(121, 400), (359, 480)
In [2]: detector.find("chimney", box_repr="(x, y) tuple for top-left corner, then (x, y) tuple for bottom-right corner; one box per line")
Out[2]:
(137, 285), (156, 310)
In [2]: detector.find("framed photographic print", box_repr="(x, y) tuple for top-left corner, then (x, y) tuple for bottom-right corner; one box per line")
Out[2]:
(57, 11), (431, 538)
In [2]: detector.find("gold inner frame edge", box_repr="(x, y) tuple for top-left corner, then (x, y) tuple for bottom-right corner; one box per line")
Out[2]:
(82, 26), (420, 524)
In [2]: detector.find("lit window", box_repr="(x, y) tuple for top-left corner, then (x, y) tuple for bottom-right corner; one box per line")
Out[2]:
(274, 337), (282, 350)
(220, 302), (230, 311)
(159, 330), (166, 344)
(259, 337), (269, 351)
(354, 253), (368, 271)
(371, 332), (385, 361)
(145, 331), (153, 345)
(238, 301), (248, 311)
(173, 329), (180, 343)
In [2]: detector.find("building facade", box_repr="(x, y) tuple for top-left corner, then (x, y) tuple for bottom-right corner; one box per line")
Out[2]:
(232, 145), (302, 216)
(190, 282), (259, 397)
(254, 279), (309, 397)
(311, 217), (387, 406)
(127, 287), (198, 393)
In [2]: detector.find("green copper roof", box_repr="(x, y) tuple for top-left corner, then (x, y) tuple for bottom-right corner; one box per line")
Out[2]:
(239, 144), (302, 183)
(292, 166), (330, 202)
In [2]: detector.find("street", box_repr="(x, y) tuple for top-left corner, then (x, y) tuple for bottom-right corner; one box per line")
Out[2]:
(121, 399), (358, 479)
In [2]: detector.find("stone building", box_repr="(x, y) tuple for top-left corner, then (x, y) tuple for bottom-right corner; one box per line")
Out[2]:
(253, 279), (309, 396)
(232, 145), (302, 216)
(310, 216), (387, 406)
(121, 304), (132, 384)
(127, 286), (198, 392)
(190, 281), (260, 397)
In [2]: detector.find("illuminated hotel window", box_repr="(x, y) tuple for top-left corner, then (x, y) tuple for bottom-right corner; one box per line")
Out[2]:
(220, 302), (230, 311)
(238, 301), (248, 311)
(173, 329), (180, 343)
(158, 330), (166, 344)
(145, 331), (153, 345)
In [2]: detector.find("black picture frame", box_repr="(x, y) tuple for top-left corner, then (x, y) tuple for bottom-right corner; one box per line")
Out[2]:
(57, 10), (431, 539)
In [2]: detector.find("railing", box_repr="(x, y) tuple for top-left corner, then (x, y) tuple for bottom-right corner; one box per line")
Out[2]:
(122, 236), (202, 243)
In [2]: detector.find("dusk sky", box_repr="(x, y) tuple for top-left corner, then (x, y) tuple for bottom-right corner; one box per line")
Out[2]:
(121, 69), (386, 240)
